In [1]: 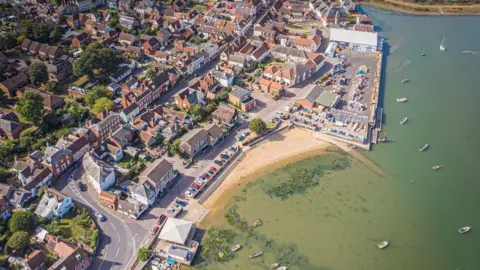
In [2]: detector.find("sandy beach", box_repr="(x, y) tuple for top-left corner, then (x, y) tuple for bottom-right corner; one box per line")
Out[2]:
(201, 128), (331, 221)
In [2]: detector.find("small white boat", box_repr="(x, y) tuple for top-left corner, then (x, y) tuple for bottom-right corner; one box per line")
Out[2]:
(440, 36), (447, 51)
(231, 244), (241, 252)
(459, 226), (472, 234)
(270, 263), (279, 269)
(249, 251), (263, 258)
(432, 165), (442, 170)
(402, 77), (409, 83)
(252, 219), (262, 227)
(397, 97), (408, 103)
(277, 266), (289, 270)
(377, 241), (390, 249)
(400, 117), (409, 125)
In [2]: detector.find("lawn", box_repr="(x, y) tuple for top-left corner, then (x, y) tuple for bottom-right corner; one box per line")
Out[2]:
(118, 154), (135, 168)
(73, 75), (89, 87)
(58, 208), (98, 249)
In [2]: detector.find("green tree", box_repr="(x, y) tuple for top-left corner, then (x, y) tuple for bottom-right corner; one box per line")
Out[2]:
(6, 231), (29, 252)
(137, 247), (150, 261)
(170, 138), (182, 155)
(23, 21), (49, 42)
(249, 118), (267, 134)
(189, 104), (205, 122)
(205, 103), (217, 114)
(0, 168), (11, 183)
(8, 211), (36, 233)
(73, 42), (122, 76)
(16, 91), (44, 124)
(28, 62), (49, 85)
(84, 85), (110, 107)
(68, 102), (85, 122)
(92, 97), (113, 114)
(50, 26), (62, 42)
(0, 33), (17, 51)
(217, 91), (228, 101)
(146, 69), (155, 79)
(44, 81), (57, 93)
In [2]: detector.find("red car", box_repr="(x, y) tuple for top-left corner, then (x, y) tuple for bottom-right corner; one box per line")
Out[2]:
(191, 183), (201, 190)
(203, 173), (211, 179)
(210, 166), (218, 173)
(156, 214), (166, 225)
(151, 225), (159, 235)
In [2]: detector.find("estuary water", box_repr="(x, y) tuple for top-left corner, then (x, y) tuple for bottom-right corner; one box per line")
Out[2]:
(199, 9), (480, 270)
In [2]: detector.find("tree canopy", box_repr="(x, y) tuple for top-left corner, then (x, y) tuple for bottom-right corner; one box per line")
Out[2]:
(189, 104), (205, 122)
(137, 247), (150, 261)
(16, 91), (44, 125)
(92, 97), (113, 115)
(73, 43), (123, 76)
(6, 231), (30, 252)
(22, 20), (50, 43)
(9, 211), (36, 233)
(249, 118), (267, 134)
(28, 62), (49, 85)
(84, 85), (110, 107)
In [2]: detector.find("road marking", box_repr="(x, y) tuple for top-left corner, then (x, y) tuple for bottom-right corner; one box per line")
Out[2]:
(132, 232), (138, 239)
(117, 233), (120, 241)
(110, 223), (116, 230)
(116, 247), (120, 257)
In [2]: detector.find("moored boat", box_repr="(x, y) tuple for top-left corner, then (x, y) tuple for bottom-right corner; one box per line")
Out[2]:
(400, 117), (409, 125)
(377, 241), (390, 249)
(249, 252), (263, 258)
(379, 132), (387, 142)
(270, 263), (279, 269)
(397, 97), (408, 103)
(419, 144), (429, 152)
(402, 77), (409, 83)
(277, 266), (289, 270)
(231, 244), (241, 252)
(252, 219), (262, 227)
(459, 226), (472, 234)
(432, 165), (442, 170)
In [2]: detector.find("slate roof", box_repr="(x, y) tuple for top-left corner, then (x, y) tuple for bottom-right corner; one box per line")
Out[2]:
(140, 159), (173, 188)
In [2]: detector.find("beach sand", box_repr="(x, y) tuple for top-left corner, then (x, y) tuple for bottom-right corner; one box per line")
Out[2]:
(201, 128), (331, 223)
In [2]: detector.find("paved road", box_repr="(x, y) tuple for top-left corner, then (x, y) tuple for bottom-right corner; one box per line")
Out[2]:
(54, 166), (148, 270)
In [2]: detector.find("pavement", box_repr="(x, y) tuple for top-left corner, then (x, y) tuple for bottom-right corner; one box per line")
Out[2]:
(54, 166), (148, 270)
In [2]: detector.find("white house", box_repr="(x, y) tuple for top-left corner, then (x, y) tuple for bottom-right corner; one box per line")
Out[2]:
(34, 189), (73, 219)
(83, 155), (116, 194)
(132, 159), (177, 206)
(212, 70), (234, 87)
(109, 66), (132, 84)
(199, 43), (220, 62)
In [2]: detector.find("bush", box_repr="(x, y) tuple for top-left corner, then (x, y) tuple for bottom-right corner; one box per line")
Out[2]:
(28, 203), (37, 212)
(137, 247), (150, 261)
(6, 231), (30, 252)
(9, 211), (36, 233)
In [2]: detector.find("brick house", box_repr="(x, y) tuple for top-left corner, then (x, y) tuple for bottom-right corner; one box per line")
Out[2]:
(0, 72), (29, 98)
(99, 191), (118, 210)
(142, 37), (160, 55)
(88, 113), (122, 147)
(180, 128), (209, 157)
(228, 86), (256, 112)
(43, 145), (74, 177)
(71, 32), (91, 49)
(212, 104), (238, 127)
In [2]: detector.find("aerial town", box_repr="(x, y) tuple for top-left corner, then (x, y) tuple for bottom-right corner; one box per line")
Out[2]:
(0, 0), (384, 269)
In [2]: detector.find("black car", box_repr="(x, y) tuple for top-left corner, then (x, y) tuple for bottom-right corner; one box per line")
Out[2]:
(78, 182), (87, 191)
(175, 199), (187, 207)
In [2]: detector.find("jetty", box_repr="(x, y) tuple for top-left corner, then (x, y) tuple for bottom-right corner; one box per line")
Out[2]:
(371, 108), (383, 144)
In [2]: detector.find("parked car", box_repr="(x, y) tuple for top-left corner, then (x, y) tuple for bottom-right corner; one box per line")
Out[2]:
(214, 160), (223, 166)
(173, 204), (182, 209)
(156, 214), (167, 225)
(191, 183), (201, 190)
(175, 199), (187, 207)
(243, 131), (250, 136)
(207, 170), (215, 175)
(236, 134), (245, 141)
(166, 208), (176, 214)
(185, 190), (194, 197)
(194, 179), (204, 186)
(151, 225), (159, 235)
(203, 173), (211, 179)
(220, 154), (229, 159)
(199, 175), (206, 181)
(210, 166), (218, 173)
(95, 212), (106, 222)
(228, 146), (237, 152)
(78, 182), (86, 191)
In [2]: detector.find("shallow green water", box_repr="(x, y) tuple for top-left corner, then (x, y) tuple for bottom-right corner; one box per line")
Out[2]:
(200, 9), (480, 270)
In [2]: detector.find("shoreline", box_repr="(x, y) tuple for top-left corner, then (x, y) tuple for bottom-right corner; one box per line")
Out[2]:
(200, 128), (331, 225)
(359, 2), (480, 16)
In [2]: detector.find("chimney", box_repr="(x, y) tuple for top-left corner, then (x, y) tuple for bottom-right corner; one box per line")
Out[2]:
(335, 11), (339, 25)
(62, 144), (67, 150)
(356, 16), (360, 25)
(100, 164), (104, 173)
